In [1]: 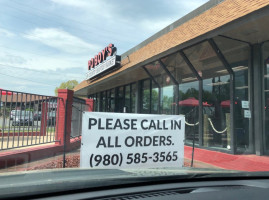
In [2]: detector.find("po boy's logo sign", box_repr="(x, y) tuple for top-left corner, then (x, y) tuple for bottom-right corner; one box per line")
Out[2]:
(86, 44), (121, 80)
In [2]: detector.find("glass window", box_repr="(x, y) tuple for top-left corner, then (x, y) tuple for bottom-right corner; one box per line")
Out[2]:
(115, 86), (124, 112)
(162, 84), (175, 115)
(215, 36), (251, 152)
(183, 41), (229, 78)
(93, 93), (99, 112)
(124, 85), (131, 113)
(131, 83), (136, 113)
(151, 82), (159, 114)
(184, 41), (230, 149)
(100, 91), (106, 112)
(161, 52), (193, 83)
(141, 79), (151, 114)
(107, 89), (115, 112)
(263, 41), (269, 152)
(179, 80), (199, 144)
(203, 76), (230, 148)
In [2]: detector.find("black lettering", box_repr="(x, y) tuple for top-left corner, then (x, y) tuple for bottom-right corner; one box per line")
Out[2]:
(166, 136), (172, 145)
(157, 120), (162, 130)
(96, 137), (106, 148)
(153, 136), (158, 146)
(159, 136), (166, 146)
(113, 119), (123, 129)
(98, 118), (105, 129)
(136, 136), (143, 147)
(107, 136), (114, 148)
(123, 119), (130, 130)
(131, 119), (137, 130)
(144, 136), (152, 146)
(106, 118), (113, 130)
(149, 120), (156, 130)
(115, 136), (121, 147)
(88, 118), (97, 129)
(163, 120), (168, 130)
(125, 136), (135, 147)
(141, 119), (148, 130)
(174, 120), (181, 130)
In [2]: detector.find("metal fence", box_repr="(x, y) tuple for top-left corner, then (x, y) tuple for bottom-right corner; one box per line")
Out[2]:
(0, 89), (59, 150)
(71, 97), (86, 138)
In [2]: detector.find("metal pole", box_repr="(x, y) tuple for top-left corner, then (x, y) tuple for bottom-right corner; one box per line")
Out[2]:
(191, 107), (197, 167)
(63, 99), (68, 168)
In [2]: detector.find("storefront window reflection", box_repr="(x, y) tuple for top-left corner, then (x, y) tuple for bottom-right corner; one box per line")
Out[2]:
(203, 76), (230, 148)
(124, 85), (131, 113)
(107, 89), (115, 112)
(115, 86), (124, 112)
(263, 42), (269, 152)
(179, 81), (199, 144)
(131, 83), (136, 113)
(100, 91), (106, 112)
(141, 79), (151, 114)
(184, 41), (230, 149)
(215, 36), (251, 152)
(151, 82), (159, 114)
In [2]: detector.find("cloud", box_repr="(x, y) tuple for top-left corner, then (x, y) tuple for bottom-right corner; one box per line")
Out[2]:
(24, 28), (100, 54)
(50, 0), (90, 8)
(0, 28), (15, 37)
(0, 50), (86, 71)
(139, 18), (176, 33)
(50, 0), (114, 18)
(0, 53), (27, 65)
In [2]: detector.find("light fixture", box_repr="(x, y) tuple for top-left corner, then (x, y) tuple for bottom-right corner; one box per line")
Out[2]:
(207, 81), (229, 86)
(216, 66), (248, 74)
(235, 86), (248, 89)
(216, 69), (228, 74)
(182, 77), (197, 82)
(232, 66), (248, 72)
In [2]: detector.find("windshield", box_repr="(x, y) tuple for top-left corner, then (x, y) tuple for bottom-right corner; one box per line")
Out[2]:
(1, 0), (269, 198)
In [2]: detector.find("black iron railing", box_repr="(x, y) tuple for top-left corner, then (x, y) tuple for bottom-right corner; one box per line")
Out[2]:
(0, 89), (60, 150)
(71, 97), (86, 138)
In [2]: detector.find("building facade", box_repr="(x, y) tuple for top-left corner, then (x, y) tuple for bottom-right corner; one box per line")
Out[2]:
(74, 0), (269, 155)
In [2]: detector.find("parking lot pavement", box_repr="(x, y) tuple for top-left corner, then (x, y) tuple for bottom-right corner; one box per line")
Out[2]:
(0, 117), (10, 129)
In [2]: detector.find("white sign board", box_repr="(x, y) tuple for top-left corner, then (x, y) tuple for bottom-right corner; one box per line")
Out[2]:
(80, 112), (185, 169)
(244, 110), (251, 118)
(85, 55), (117, 80)
(241, 101), (249, 109)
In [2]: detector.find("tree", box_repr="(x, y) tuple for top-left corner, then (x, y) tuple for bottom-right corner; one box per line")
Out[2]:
(54, 80), (78, 95)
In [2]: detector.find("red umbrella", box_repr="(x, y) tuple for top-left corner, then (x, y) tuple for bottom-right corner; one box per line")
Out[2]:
(179, 97), (211, 107)
(221, 100), (230, 107)
(0, 88), (13, 95)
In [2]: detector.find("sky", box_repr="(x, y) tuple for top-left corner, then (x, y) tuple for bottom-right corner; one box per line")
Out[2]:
(0, 0), (208, 96)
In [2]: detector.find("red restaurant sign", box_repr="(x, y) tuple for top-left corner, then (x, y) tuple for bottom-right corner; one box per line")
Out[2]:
(86, 44), (121, 80)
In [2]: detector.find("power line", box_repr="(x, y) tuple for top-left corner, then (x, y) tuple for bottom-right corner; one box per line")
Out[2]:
(0, 72), (59, 87)
(0, 64), (83, 79)
(12, 0), (139, 40)
(1, 3), (133, 42)
(0, 44), (54, 57)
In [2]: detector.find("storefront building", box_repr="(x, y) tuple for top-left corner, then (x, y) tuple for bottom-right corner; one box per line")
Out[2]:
(74, 0), (269, 155)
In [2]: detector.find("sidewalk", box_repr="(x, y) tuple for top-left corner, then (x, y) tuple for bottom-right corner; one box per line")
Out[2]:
(2, 145), (269, 172)
(184, 146), (269, 171)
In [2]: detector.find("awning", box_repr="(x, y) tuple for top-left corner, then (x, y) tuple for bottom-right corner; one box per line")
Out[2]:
(179, 97), (211, 107)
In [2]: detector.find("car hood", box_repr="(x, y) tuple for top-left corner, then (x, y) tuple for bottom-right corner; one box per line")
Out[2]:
(0, 167), (266, 198)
